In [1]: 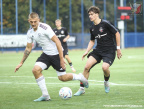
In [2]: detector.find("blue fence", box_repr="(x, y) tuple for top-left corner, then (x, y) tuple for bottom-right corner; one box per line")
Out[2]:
(70, 32), (144, 49)
(125, 32), (144, 48)
(1, 32), (143, 52)
(0, 0), (144, 52)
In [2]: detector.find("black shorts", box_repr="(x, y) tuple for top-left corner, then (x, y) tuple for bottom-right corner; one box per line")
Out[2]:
(36, 53), (65, 72)
(87, 49), (116, 66)
(63, 45), (68, 56)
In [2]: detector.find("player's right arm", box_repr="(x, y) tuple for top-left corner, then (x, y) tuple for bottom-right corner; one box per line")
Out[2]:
(15, 43), (32, 72)
(82, 40), (95, 60)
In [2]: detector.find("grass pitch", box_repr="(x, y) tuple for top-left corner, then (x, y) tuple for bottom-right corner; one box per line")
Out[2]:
(0, 48), (144, 109)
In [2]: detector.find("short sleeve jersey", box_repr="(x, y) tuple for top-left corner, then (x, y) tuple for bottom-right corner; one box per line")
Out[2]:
(53, 27), (68, 47)
(27, 22), (59, 55)
(90, 19), (118, 51)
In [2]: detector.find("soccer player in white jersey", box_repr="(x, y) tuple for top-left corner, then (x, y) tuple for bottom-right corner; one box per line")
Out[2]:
(15, 12), (88, 101)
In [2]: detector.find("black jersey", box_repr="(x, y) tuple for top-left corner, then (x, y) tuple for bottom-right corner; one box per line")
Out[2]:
(90, 19), (118, 51)
(53, 27), (68, 47)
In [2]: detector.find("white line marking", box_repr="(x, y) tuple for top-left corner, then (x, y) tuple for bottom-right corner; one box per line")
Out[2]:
(0, 76), (144, 86)
(0, 76), (57, 78)
(128, 55), (144, 59)
(103, 105), (143, 107)
(0, 82), (144, 86)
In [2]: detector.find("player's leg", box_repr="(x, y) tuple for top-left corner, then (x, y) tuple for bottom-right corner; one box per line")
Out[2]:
(102, 62), (110, 93)
(102, 51), (116, 93)
(63, 47), (76, 72)
(51, 55), (88, 87)
(57, 71), (88, 88)
(32, 53), (51, 101)
(74, 56), (97, 96)
(65, 55), (76, 72)
(32, 64), (50, 101)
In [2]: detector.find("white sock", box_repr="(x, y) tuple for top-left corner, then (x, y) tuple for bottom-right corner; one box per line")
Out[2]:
(72, 74), (81, 80)
(80, 87), (84, 90)
(36, 76), (49, 97)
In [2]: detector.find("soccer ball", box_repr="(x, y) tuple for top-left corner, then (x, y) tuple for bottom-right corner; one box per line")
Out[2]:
(59, 87), (72, 100)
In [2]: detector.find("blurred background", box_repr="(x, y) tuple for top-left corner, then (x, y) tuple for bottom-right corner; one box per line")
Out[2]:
(0, 0), (144, 52)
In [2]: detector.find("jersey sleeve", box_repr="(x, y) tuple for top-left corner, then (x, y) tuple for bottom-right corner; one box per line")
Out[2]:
(105, 21), (118, 35)
(27, 31), (33, 43)
(90, 28), (95, 40)
(64, 28), (69, 36)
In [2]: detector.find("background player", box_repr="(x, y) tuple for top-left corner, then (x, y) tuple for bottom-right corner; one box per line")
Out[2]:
(15, 12), (88, 101)
(53, 19), (76, 73)
(74, 6), (122, 96)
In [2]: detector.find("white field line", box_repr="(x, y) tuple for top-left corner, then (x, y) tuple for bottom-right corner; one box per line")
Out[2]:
(0, 76), (57, 78)
(0, 76), (144, 86)
(0, 82), (144, 86)
(128, 55), (144, 59)
(103, 105), (143, 108)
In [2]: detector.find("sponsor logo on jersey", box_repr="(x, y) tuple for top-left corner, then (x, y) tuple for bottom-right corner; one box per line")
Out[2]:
(39, 24), (47, 30)
(58, 35), (65, 38)
(95, 33), (107, 39)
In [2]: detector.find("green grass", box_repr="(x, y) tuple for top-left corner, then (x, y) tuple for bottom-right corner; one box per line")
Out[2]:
(0, 48), (144, 109)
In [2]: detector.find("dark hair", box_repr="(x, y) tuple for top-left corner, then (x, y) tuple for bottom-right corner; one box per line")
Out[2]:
(87, 6), (100, 14)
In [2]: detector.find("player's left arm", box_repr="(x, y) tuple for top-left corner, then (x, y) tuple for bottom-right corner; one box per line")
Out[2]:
(115, 32), (122, 59)
(105, 21), (122, 59)
(51, 35), (66, 69)
(63, 35), (70, 42)
(63, 28), (69, 42)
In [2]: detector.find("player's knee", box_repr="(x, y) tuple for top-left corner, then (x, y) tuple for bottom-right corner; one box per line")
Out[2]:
(32, 68), (36, 74)
(32, 67), (40, 74)
(84, 65), (90, 72)
(102, 65), (109, 72)
(65, 55), (68, 59)
(58, 76), (66, 81)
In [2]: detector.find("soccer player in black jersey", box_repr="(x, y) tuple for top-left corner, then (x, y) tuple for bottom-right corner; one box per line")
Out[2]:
(74, 6), (122, 96)
(53, 19), (76, 73)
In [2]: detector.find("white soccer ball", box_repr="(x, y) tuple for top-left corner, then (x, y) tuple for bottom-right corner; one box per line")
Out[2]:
(59, 87), (72, 100)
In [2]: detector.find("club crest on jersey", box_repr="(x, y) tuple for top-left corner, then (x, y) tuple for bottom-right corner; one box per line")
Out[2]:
(61, 30), (64, 34)
(99, 27), (103, 32)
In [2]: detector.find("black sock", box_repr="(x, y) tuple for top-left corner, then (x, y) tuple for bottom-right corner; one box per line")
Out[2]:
(104, 75), (110, 81)
(69, 63), (72, 66)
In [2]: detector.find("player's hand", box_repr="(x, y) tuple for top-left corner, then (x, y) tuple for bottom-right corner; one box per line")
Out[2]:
(117, 49), (122, 59)
(15, 63), (23, 72)
(82, 51), (88, 61)
(64, 59), (67, 65)
(60, 58), (66, 70)
(63, 38), (67, 42)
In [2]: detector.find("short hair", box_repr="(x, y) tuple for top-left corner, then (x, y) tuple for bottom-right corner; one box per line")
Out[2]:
(55, 19), (61, 22)
(29, 12), (39, 19)
(87, 6), (100, 14)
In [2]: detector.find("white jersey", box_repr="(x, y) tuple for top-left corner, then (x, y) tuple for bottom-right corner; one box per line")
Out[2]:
(27, 22), (59, 55)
